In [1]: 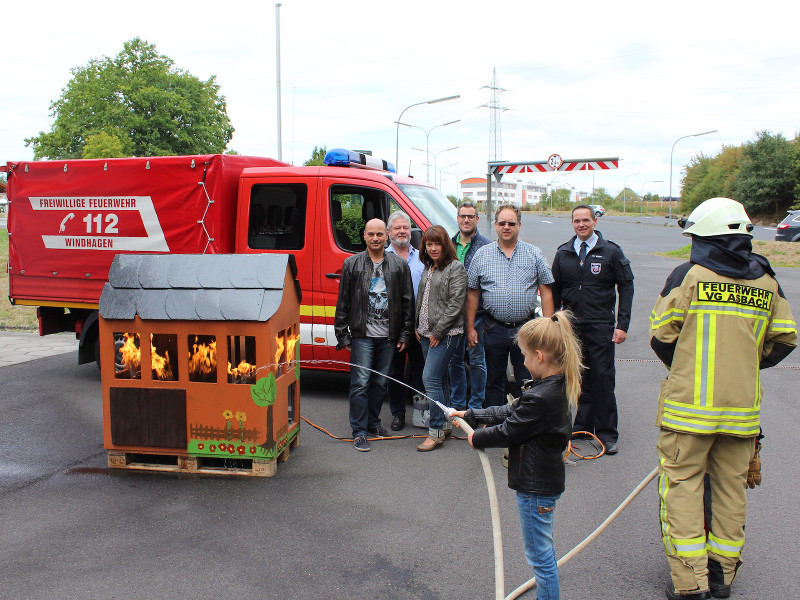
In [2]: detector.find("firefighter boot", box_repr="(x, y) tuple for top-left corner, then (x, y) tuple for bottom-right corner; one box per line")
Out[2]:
(707, 559), (741, 599)
(665, 581), (711, 600)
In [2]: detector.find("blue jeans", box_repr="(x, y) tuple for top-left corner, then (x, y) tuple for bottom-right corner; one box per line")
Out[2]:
(448, 314), (486, 411)
(517, 491), (561, 600)
(349, 337), (395, 437)
(483, 318), (530, 407)
(420, 334), (463, 431)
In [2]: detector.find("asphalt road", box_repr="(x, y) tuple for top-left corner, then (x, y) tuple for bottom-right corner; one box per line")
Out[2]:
(1, 216), (798, 600)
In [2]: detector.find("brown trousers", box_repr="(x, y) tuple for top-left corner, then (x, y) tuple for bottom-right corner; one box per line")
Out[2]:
(657, 429), (754, 593)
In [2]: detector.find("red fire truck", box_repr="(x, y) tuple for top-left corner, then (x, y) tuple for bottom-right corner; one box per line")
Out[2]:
(3, 150), (458, 370)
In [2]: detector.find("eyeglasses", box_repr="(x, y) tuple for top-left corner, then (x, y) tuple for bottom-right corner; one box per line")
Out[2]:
(496, 221), (518, 227)
(457, 214), (477, 220)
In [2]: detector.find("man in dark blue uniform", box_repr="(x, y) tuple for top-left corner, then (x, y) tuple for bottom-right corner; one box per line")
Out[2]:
(551, 204), (634, 454)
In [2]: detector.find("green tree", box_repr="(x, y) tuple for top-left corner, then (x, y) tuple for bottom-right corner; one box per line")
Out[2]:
(304, 145), (327, 166)
(447, 194), (459, 207)
(681, 146), (742, 213)
(791, 133), (800, 209)
(540, 188), (572, 211)
(732, 131), (797, 220)
(613, 188), (641, 211)
(585, 187), (614, 207)
(26, 38), (234, 159)
(81, 131), (126, 159)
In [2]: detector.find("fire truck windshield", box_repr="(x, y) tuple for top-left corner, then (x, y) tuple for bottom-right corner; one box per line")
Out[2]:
(397, 184), (458, 237)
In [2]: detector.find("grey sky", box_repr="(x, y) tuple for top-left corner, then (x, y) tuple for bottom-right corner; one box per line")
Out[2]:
(3, 0), (799, 198)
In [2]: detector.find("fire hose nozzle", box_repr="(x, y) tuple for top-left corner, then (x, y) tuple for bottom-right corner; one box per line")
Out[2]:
(432, 399), (456, 419)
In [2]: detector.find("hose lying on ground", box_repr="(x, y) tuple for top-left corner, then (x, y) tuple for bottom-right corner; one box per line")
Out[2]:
(453, 417), (506, 600)
(296, 359), (654, 599)
(503, 464), (660, 600)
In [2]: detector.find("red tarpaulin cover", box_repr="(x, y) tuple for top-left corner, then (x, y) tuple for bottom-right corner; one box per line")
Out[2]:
(7, 154), (286, 305)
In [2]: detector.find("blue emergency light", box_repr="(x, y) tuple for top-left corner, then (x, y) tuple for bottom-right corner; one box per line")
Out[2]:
(324, 148), (396, 173)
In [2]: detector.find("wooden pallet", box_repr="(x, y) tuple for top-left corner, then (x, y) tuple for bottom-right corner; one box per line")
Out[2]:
(107, 433), (300, 477)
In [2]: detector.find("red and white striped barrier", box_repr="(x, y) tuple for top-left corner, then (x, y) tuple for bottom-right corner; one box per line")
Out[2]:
(491, 158), (619, 177)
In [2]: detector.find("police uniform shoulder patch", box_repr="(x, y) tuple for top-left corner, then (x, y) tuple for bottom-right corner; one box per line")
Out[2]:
(697, 282), (773, 310)
(591, 263), (601, 274)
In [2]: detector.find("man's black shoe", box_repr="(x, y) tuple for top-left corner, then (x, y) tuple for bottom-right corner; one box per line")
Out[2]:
(391, 414), (405, 431)
(603, 441), (619, 455)
(665, 581), (711, 599)
(369, 425), (390, 437)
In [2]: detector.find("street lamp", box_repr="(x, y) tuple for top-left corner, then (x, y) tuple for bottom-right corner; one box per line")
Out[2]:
(436, 162), (459, 190)
(441, 168), (468, 199)
(395, 119), (460, 182)
(668, 130), (717, 221)
(623, 172), (640, 215)
(413, 146), (458, 187)
(394, 95), (460, 171)
(639, 180), (664, 213)
(547, 174), (570, 216)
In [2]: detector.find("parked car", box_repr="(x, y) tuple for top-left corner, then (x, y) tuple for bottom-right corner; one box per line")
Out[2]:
(589, 204), (605, 217)
(775, 210), (800, 241)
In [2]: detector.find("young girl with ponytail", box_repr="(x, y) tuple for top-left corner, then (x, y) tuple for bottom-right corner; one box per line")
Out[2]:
(451, 311), (583, 600)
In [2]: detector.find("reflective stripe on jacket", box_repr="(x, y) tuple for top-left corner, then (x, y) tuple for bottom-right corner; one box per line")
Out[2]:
(649, 263), (797, 436)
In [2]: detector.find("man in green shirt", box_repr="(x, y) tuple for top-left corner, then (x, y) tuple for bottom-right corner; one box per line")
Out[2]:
(449, 201), (492, 410)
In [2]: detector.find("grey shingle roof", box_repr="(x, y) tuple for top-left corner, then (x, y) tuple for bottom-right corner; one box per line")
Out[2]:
(99, 254), (299, 321)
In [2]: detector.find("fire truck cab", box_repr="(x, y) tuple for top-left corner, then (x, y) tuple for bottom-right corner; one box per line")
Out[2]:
(233, 149), (458, 371)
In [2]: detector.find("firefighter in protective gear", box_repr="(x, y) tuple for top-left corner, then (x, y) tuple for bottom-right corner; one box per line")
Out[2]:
(649, 198), (796, 599)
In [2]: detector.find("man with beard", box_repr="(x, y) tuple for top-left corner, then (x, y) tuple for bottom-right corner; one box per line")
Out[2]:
(385, 211), (425, 430)
(449, 201), (492, 410)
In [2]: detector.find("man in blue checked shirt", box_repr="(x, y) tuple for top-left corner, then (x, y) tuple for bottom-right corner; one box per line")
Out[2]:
(466, 204), (555, 407)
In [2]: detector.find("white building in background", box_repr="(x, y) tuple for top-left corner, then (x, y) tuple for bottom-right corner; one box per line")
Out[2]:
(459, 177), (590, 208)
(460, 177), (547, 207)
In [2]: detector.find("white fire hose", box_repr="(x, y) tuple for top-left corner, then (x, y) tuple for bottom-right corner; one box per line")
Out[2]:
(452, 413), (659, 600)
(297, 363), (660, 600)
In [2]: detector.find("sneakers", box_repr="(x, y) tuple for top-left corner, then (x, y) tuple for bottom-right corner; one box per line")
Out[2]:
(368, 424), (390, 437)
(353, 434), (370, 452)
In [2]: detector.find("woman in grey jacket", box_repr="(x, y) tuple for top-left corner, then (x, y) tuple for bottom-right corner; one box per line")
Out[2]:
(415, 225), (468, 451)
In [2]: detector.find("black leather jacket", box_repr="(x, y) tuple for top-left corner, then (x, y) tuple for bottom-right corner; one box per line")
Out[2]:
(466, 375), (571, 495)
(334, 250), (414, 349)
(551, 231), (634, 331)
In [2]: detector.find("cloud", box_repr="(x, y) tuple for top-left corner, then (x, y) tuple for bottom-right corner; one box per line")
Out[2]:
(2, 0), (799, 197)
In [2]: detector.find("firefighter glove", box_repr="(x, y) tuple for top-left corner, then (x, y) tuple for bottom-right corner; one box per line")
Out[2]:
(746, 444), (761, 489)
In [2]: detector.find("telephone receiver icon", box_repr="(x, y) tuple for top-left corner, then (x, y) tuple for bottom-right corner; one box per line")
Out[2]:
(59, 213), (75, 233)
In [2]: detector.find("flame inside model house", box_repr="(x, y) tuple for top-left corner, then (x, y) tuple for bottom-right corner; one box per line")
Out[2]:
(99, 253), (301, 476)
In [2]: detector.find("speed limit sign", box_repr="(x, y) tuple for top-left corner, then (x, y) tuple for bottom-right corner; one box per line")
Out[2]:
(548, 154), (563, 170)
